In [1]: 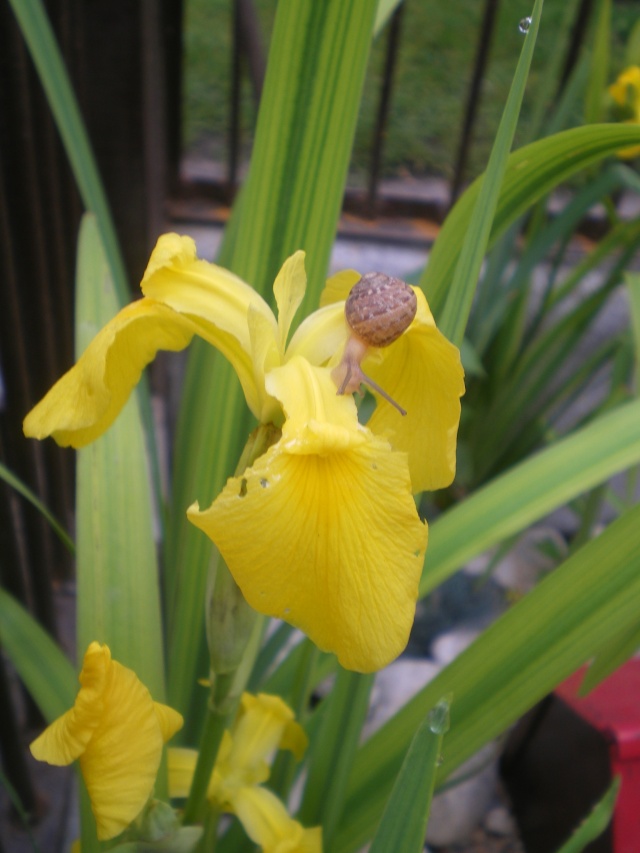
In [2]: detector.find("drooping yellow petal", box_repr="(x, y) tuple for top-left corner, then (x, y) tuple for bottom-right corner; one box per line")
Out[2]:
(365, 288), (464, 492)
(30, 643), (183, 841)
(232, 786), (322, 853)
(23, 299), (194, 448)
(273, 251), (307, 353)
(141, 234), (279, 417)
(188, 359), (427, 673)
(30, 642), (111, 765)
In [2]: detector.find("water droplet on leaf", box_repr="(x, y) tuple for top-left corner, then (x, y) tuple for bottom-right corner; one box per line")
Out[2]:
(518, 16), (531, 33)
(428, 696), (451, 735)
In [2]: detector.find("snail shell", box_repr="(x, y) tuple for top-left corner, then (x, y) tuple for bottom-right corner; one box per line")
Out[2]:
(345, 272), (417, 347)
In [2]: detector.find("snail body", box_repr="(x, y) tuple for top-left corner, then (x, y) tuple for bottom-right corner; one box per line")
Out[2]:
(332, 272), (417, 416)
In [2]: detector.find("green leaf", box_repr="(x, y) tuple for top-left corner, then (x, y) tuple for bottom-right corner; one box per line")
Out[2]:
(0, 460), (74, 553)
(0, 587), (76, 720)
(554, 777), (619, 853)
(335, 503), (640, 852)
(625, 271), (640, 389)
(421, 399), (640, 598)
(584, 0), (610, 125)
(165, 0), (377, 732)
(421, 123), (640, 319)
(369, 698), (449, 853)
(438, 0), (544, 345)
(74, 214), (166, 697)
(298, 670), (374, 846)
(7, 0), (127, 303)
(374, 0), (402, 36)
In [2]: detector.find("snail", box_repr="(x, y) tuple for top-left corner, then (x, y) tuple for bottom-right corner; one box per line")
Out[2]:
(332, 272), (417, 416)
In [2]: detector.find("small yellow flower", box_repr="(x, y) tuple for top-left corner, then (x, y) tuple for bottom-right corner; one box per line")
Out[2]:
(24, 236), (464, 672)
(30, 642), (183, 840)
(169, 692), (321, 853)
(608, 66), (640, 159)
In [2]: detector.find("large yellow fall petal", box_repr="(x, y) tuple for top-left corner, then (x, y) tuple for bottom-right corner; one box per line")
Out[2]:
(30, 643), (183, 841)
(365, 288), (464, 492)
(188, 359), (427, 673)
(23, 299), (194, 448)
(232, 787), (322, 853)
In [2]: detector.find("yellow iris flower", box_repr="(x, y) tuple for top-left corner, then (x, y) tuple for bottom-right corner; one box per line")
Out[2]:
(29, 642), (183, 840)
(169, 692), (321, 853)
(609, 66), (640, 159)
(24, 235), (464, 672)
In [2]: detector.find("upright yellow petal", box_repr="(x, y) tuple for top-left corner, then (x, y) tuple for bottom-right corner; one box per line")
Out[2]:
(188, 359), (427, 672)
(30, 643), (183, 841)
(232, 787), (322, 853)
(365, 288), (464, 492)
(23, 299), (194, 448)
(318, 269), (361, 306)
(273, 251), (307, 353)
(285, 302), (348, 370)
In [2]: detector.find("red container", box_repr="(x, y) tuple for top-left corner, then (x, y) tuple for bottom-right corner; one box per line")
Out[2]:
(556, 659), (640, 853)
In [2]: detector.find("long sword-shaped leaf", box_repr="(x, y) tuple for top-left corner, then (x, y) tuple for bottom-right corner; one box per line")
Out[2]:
(75, 215), (168, 846)
(554, 777), (619, 853)
(421, 123), (640, 318)
(335, 503), (640, 852)
(165, 0), (376, 729)
(369, 699), (449, 853)
(438, 0), (544, 345)
(0, 588), (76, 719)
(75, 215), (165, 696)
(0, 460), (74, 553)
(7, 0), (127, 303)
(420, 398), (640, 598)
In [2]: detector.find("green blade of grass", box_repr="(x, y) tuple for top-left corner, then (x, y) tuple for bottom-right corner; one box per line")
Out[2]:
(7, 0), (127, 303)
(437, 0), (544, 346)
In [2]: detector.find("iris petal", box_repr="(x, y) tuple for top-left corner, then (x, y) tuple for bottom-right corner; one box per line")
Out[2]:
(141, 234), (278, 417)
(273, 251), (307, 352)
(232, 787), (322, 853)
(23, 299), (194, 448)
(30, 643), (183, 841)
(188, 359), (427, 673)
(365, 288), (464, 492)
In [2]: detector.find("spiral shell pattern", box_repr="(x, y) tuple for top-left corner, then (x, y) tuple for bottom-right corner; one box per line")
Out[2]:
(345, 272), (417, 347)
